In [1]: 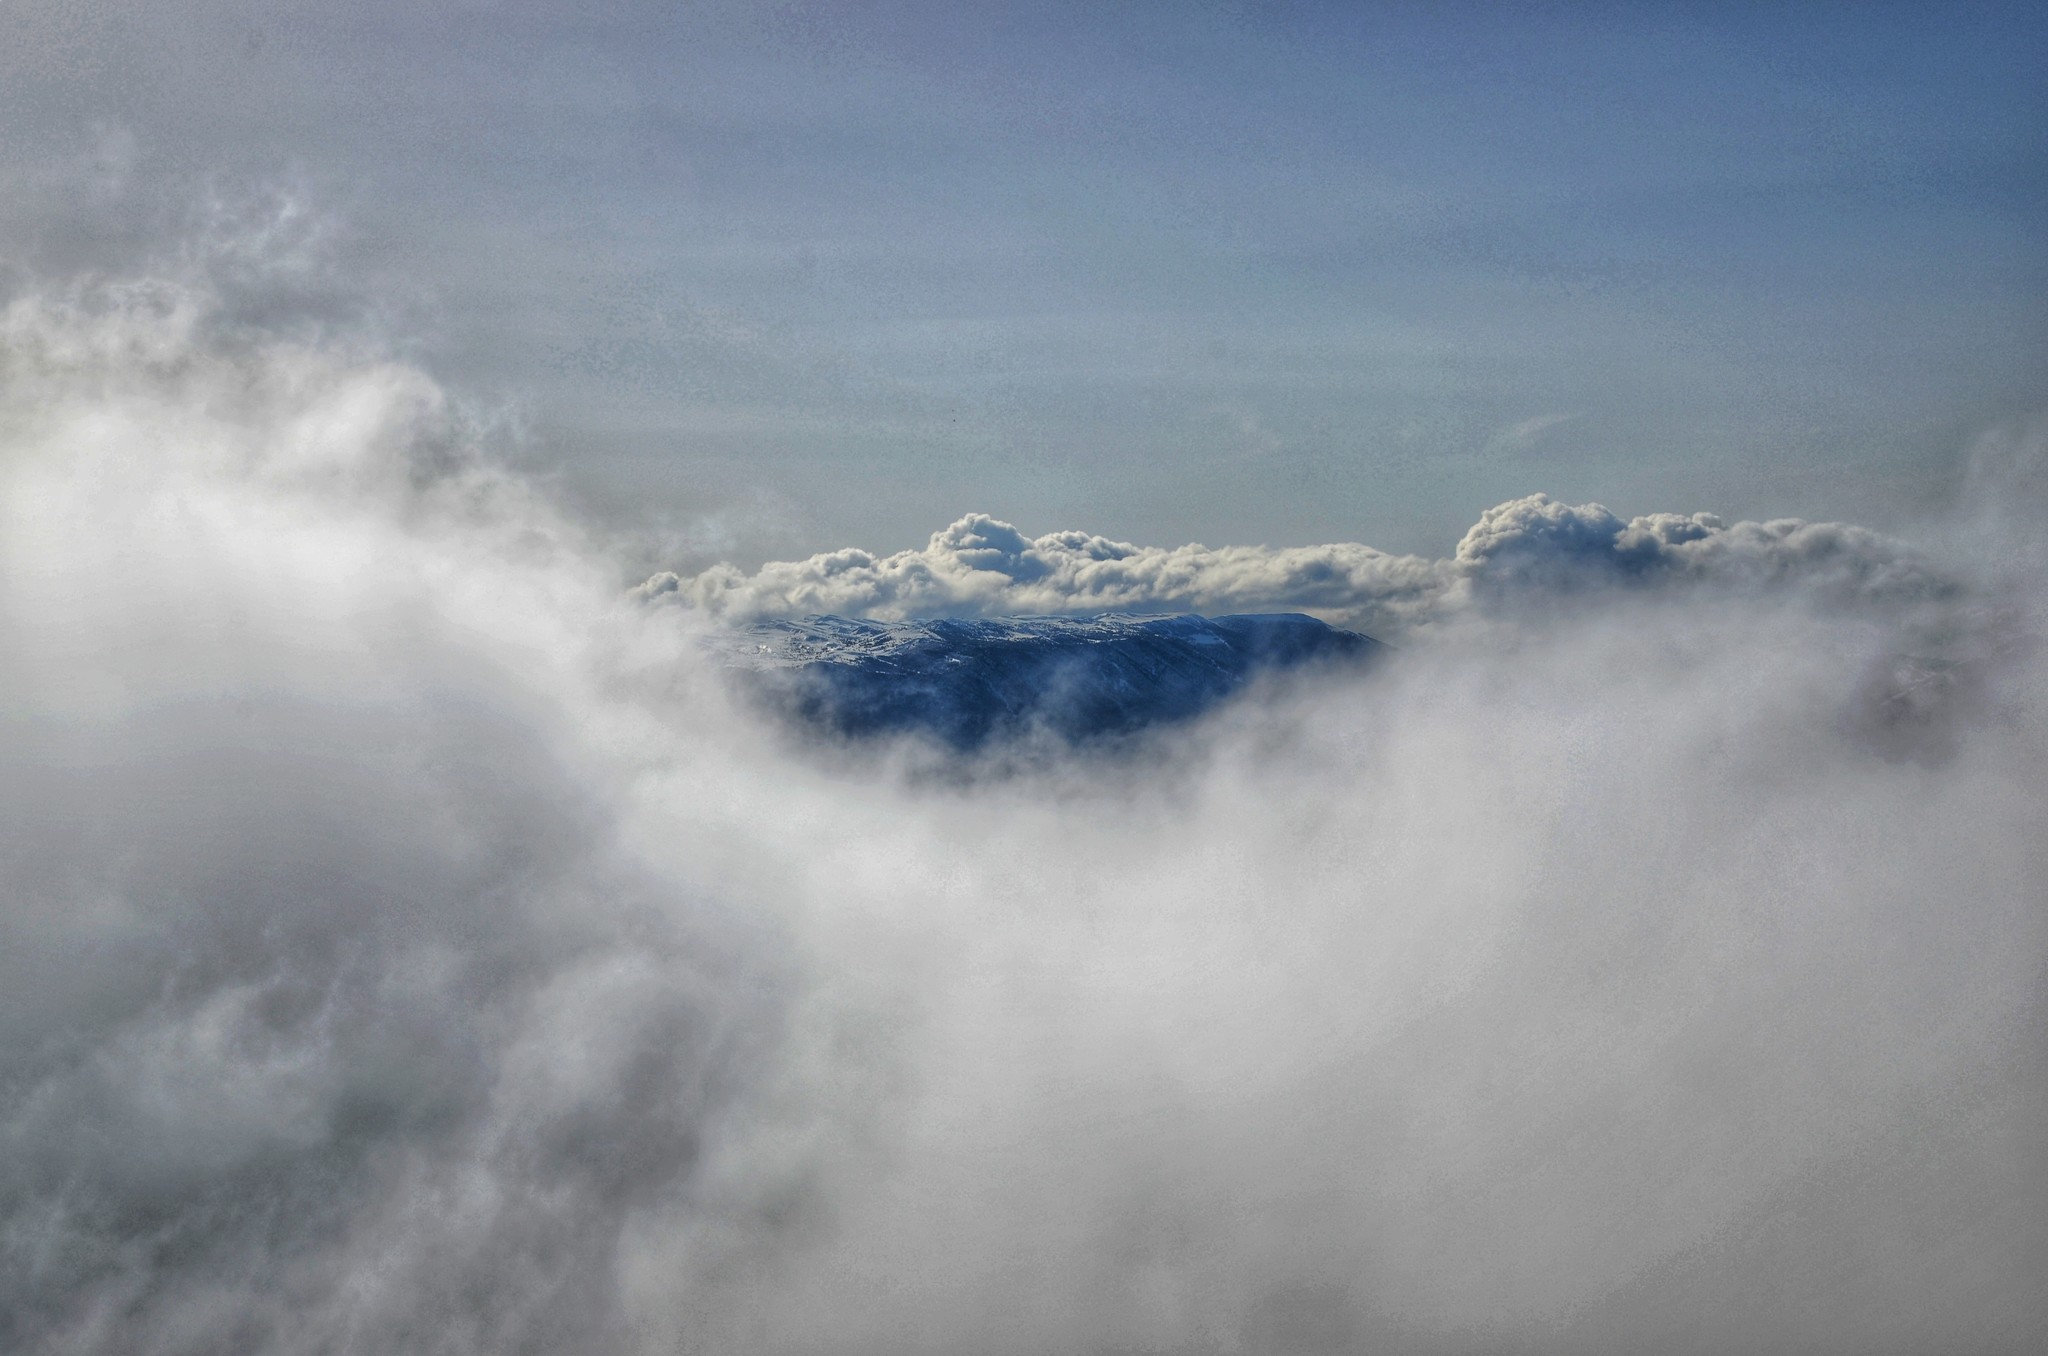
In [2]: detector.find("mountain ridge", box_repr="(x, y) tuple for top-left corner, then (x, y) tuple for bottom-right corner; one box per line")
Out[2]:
(711, 612), (1381, 748)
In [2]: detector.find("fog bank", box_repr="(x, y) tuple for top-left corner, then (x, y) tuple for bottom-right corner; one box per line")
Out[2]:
(2, 275), (2043, 1354)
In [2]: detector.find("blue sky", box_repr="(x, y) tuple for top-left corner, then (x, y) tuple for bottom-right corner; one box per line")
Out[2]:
(4, 0), (2042, 564)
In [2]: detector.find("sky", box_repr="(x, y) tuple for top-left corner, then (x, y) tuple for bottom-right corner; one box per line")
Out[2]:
(4, 1), (2043, 567)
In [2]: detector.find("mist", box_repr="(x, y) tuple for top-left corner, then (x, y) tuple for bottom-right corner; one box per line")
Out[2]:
(2, 271), (2043, 1355)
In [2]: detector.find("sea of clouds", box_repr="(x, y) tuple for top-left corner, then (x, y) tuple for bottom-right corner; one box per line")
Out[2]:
(2, 265), (2043, 1355)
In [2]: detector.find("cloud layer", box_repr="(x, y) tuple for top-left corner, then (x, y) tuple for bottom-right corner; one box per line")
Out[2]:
(2, 271), (2043, 1355)
(643, 494), (1955, 638)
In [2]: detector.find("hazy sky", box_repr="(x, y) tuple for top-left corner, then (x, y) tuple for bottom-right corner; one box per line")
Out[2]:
(5, 1), (2043, 562)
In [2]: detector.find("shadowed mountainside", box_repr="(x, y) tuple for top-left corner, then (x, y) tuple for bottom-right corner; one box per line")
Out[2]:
(711, 613), (1381, 748)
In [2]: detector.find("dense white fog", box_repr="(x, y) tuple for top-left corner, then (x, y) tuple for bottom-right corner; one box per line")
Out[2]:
(2, 273), (2043, 1354)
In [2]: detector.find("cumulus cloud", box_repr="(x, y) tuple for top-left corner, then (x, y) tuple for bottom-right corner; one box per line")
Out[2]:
(640, 511), (1449, 638)
(643, 495), (1955, 639)
(2, 267), (2044, 1356)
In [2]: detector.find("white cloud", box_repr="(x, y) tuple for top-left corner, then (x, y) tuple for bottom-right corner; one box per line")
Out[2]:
(3, 271), (2042, 1355)
(642, 511), (1453, 637)
(643, 494), (1954, 639)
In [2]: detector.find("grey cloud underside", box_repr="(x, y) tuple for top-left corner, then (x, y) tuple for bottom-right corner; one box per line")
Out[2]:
(644, 494), (1954, 639)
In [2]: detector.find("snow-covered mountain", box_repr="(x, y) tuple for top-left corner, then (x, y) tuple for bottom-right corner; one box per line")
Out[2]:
(711, 613), (1381, 748)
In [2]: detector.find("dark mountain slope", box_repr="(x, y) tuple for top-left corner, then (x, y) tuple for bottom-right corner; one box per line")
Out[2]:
(712, 613), (1380, 748)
